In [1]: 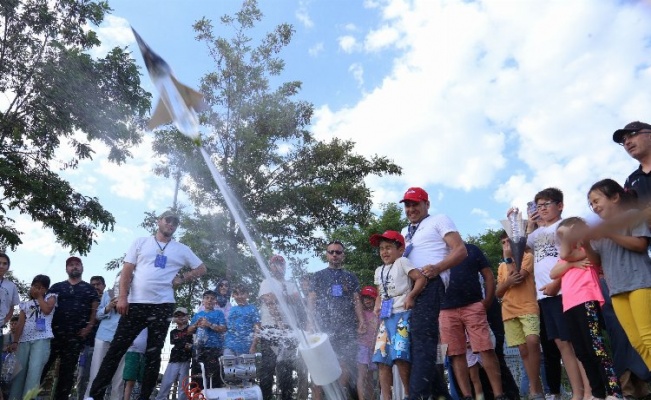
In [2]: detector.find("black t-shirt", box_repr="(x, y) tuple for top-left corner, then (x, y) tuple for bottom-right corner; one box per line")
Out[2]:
(48, 281), (99, 337)
(169, 326), (193, 362)
(310, 267), (360, 337)
(625, 166), (651, 206)
(441, 244), (490, 309)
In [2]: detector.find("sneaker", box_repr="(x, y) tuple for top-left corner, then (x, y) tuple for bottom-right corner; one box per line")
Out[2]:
(605, 396), (622, 400)
(546, 394), (558, 400)
(495, 395), (509, 400)
(530, 393), (546, 400)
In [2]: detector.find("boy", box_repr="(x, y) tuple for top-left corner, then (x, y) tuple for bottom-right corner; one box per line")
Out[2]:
(188, 290), (227, 389)
(369, 230), (426, 400)
(224, 284), (260, 356)
(525, 188), (584, 400)
(496, 230), (543, 399)
(156, 307), (193, 400)
(123, 328), (147, 400)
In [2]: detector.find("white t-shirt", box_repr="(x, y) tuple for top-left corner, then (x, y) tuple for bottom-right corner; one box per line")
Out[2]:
(124, 237), (203, 303)
(128, 328), (148, 353)
(526, 219), (562, 300)
(0, 278), (20, 323)
(18, 294), (57, 342)
(258, 278), (299, 327)
(374, 257), (415, 312)
(402, 214), (458, 287)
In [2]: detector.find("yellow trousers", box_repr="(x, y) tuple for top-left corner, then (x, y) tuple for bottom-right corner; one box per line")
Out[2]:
(612, 288), (651, 370)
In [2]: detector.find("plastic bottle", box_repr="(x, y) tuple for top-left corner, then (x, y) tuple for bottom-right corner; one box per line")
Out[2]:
(2, 353), (16, 382)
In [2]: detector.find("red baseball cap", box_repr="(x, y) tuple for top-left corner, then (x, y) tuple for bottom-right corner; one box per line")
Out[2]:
(400, 187), (429, 203)
(369, 230), (405, 248)
(360, 286), (378, 298)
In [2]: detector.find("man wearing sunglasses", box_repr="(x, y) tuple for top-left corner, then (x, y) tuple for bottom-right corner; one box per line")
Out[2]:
(87, 210), (207, 400)
(308, 240), (365, 400)
(614, 121), (651, 203)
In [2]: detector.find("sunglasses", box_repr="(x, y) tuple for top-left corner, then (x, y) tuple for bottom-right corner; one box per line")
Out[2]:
(164, 216), (179, 226)
(327, 250), (343, 255)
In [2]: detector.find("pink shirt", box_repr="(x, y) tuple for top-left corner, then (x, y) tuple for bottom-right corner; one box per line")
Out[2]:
(559, 259), (604, 312)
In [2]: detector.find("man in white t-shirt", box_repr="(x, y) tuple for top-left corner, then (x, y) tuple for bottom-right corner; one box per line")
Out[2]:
(258, 255), (301, 400)
(399, 187), (467, 400)
(88, 210), (207, 400)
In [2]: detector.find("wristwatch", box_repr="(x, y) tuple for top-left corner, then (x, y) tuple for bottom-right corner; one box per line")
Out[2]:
(503, 257), (513, 264)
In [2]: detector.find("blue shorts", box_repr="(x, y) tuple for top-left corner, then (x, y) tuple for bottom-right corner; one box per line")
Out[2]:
(372, 310), (411, 365)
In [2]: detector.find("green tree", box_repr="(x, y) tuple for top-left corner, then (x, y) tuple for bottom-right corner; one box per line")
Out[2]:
(151, 0), (401, 285)
(327, 203), (407, 286)
(0, 0), (151, 254)
(465, 228), (504, 275)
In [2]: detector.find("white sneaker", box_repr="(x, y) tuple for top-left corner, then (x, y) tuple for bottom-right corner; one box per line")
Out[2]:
(545, 394), (557, 400)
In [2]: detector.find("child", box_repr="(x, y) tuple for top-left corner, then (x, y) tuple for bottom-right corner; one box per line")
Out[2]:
(224, 284), (260, 356)
(8, 274), (56, 400)
(357, 285), (379, 400)
(123, 328), (148, 400)
(524, 188), (585, 400)
(496, 230), (544, 400)
(583, 178), (651, 370)
(155, 307), (193, 400)
(551, 217), (621, 400)
(188, 290), (227, 389)
(465, 331), (484, 400)
(369, 230), (426, 400)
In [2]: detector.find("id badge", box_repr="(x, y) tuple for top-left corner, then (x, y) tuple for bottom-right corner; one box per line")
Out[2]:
(35, 317), (46, 331)
(331, 284), (343, 297)
(154, 254), (167, 269)
(379, 298), (394, 319)
(403, 243), (413, 258)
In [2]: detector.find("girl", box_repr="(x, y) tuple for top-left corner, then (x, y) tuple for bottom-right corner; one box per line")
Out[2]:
(551, 217), (621, 400)
(9, 275), (56, 400)
(583, 178), (651, 371)
(357, 286), (379, 400)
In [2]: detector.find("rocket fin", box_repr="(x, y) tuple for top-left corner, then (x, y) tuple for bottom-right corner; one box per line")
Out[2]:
(147, 100), (172, 130)
(171, 76), (209, 112)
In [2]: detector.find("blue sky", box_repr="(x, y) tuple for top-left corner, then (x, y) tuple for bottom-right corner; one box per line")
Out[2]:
(6, 0), (651, 286)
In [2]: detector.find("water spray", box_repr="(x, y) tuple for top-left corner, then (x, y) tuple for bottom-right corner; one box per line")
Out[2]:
(131, 28), (345, 398)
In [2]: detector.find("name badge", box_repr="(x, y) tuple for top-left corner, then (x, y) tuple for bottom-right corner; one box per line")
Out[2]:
(379, 298), (394, 319)
(35, 317), (46, 331)
(331, 284), (343, 297)
(154, 254), (167, 269)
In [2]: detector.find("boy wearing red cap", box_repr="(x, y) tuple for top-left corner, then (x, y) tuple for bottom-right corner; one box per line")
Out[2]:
(370, 230), (426, 400)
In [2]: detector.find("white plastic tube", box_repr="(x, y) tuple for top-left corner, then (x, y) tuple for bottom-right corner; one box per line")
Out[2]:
(298, 332), (342, 386)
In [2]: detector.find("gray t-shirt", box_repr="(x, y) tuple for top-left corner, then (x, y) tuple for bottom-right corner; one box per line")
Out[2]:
(592, 212), (651, 296)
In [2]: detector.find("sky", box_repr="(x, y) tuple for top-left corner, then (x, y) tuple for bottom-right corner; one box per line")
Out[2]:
(6, 0), (651, 287)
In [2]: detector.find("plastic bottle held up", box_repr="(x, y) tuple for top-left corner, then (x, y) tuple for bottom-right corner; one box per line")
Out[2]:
(112, 272), (121, 300)
(1, 352), (16, 382)
(195, 323), (207, 346)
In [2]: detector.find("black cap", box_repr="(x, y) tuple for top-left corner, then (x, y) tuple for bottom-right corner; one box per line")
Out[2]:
(613, 121), (651, 143)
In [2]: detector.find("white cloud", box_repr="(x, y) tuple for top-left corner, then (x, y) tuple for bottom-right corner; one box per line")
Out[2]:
(87, 15), (134, 58)
(471, 208), (498, 227)
(308, 42), (325, 57)
(338, 35), (360, 53)
(364, 25), (401, 52)
(312, 0), (651, 217)
(296, 0), (314, 29)
(349, 63), (364, 87)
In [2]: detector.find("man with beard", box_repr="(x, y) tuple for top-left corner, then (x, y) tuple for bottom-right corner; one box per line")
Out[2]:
(87, 210), (207, 400)
(41, 256), (99, 400)
(399, 187), (467, 400)
(308, 241), (365, 399)
(258, 255), (301, 400)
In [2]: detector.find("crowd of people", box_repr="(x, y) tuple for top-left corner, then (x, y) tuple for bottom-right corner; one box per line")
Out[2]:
(1, 120), (651, 400)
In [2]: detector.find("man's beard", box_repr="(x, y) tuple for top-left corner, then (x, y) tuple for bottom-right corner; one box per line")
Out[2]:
(68, 270), (82, 279)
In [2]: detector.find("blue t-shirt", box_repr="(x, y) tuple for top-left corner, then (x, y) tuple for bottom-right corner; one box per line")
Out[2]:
(191, 309), (226, 348)
(441, 244), (489, 309)
(224, 304), (260, 354)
